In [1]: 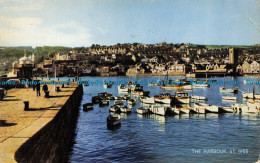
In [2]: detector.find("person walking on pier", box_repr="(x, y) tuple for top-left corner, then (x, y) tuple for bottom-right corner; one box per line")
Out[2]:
(42, 84), (48, 93)
(36, 82), (41, 96)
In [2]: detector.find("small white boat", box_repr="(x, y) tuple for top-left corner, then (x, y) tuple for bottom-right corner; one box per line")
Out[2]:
(149, 105), (168, 116)
(123, 94), (130, 100)
(242, 93), (260, 99)
(107, 114), (121, 128)
(120, 106), (132, 113)
(118, 84), (129, 92)
(191, 106), (206, 114)
(191, 95), (208, 101)
(154, 93), (171, 104)
(192, 84), (209, 88)
(137, 107), (149, 114)
(172, 107), (180, 115)
(222, 96), (236, 101)
(232, 103), (259, 114)
(179, 108), (190, 114)
(109, 105), (120, 112)
(128, 99), (136, 105)
(220, 107), (234, 113)
(194, 103), (219, 113)
(115, 100), (124, 105)
(140, 96), (155, 104)
(219, 87), (238, 93)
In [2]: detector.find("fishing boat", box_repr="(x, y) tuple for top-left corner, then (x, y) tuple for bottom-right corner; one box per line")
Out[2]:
(98, 92), (112, 97)
(128, 99), (136, 105)
(220, 107), (234, 113)
(120, 106), (132, 113)
(219, 87), (238, 93)
(103, 80), (113, 88)
(170, 107), (180, 115)
(123, 94), (130, 100)
(192, 79), (210, 88)
(191, 105), (206, 114)
(137, 107), (149, 114)
(131, 84), (150, 96)
(161, 80), (192, 90)
(154, 93), (171, 104)
(149, 105), (168, 116)
(115, 100), (124, 105)
(171, 92), (190, 104)
(114, 96), (124, 100)
(191, 95), (208, 101)
(179, 107), (191, 114)
(118, 84), (129, 93)
(107, 114), (121, 128)
(140, 96), (155, 104)
(109, 105), (120, 112)
(83, 103), (94, 111)
(99, 100), (109, 106)
(242, 93), (260, 99)
(127, 81), (134, 88)
(194, 103), (219, 113)
(92, 96), (100, 104)
(222, 96), (236, 101)
(232, 103), (259, 114)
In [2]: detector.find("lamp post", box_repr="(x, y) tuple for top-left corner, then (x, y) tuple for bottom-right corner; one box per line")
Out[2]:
(54, 61), (57, 91)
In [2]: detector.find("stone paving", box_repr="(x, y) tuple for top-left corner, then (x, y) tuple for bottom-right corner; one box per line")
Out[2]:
(0, 82), (79, 162)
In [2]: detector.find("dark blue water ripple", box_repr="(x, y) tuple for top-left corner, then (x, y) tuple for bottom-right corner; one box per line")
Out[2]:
(67, 76), (260, 163)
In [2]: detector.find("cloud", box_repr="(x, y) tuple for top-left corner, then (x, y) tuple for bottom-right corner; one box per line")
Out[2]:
(0, 17), (92, 47)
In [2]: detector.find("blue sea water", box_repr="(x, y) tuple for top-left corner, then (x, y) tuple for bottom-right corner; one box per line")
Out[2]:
(47, 76), (260, 163)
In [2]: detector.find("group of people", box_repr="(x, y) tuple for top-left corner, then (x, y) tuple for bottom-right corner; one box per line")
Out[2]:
(33, 81), (48, 96)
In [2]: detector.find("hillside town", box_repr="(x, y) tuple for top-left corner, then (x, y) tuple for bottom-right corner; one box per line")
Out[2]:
(1, 43), (260, 79)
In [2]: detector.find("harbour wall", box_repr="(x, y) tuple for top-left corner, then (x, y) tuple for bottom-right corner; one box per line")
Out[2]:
(14, 84), (83, 163)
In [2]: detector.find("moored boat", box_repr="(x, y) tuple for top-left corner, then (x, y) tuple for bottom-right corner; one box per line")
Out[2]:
(92, 96), (100, 104)
(179, 107), (191, 114)
(83, 103), (94, 111)
(115, 100), (124, 105)
(222, 96), (236, 101)
(154, 93), (171, 104)
(123, 94), (130, 100)
(99, 100), (109, 106)
(109, 105), (120, 112)
(231, 103), (259, 114)
(191, 95), (208, 101)
(149, 105), (168, 116)
(118, 84), (129, 93)
(107, 114), (121, 128)
(140, 96), (155, 104)
(98, 92), (112, 97)
(171, 92), (190, 104)
(114, 96), (124, 100)
(220, 107), (234, 113)
(242, 93), (260, 99)
(131, 84), (150, 96)
(219, 87), (238, 94)
(137, 107), (149, 114)
(191, 105), (206, 114)
(128, 99), (136, 105)
(120, 106), (132, 113)
(194, 103), (219, 113)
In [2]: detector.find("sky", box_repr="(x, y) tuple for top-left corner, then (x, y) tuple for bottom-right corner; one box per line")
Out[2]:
(0, 0), (259, 47)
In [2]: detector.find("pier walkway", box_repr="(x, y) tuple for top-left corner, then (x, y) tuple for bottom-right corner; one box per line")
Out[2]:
(0, 82), (80, 162)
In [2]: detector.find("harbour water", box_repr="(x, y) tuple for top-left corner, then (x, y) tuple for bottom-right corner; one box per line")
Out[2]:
(67, 76), (259, 162)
